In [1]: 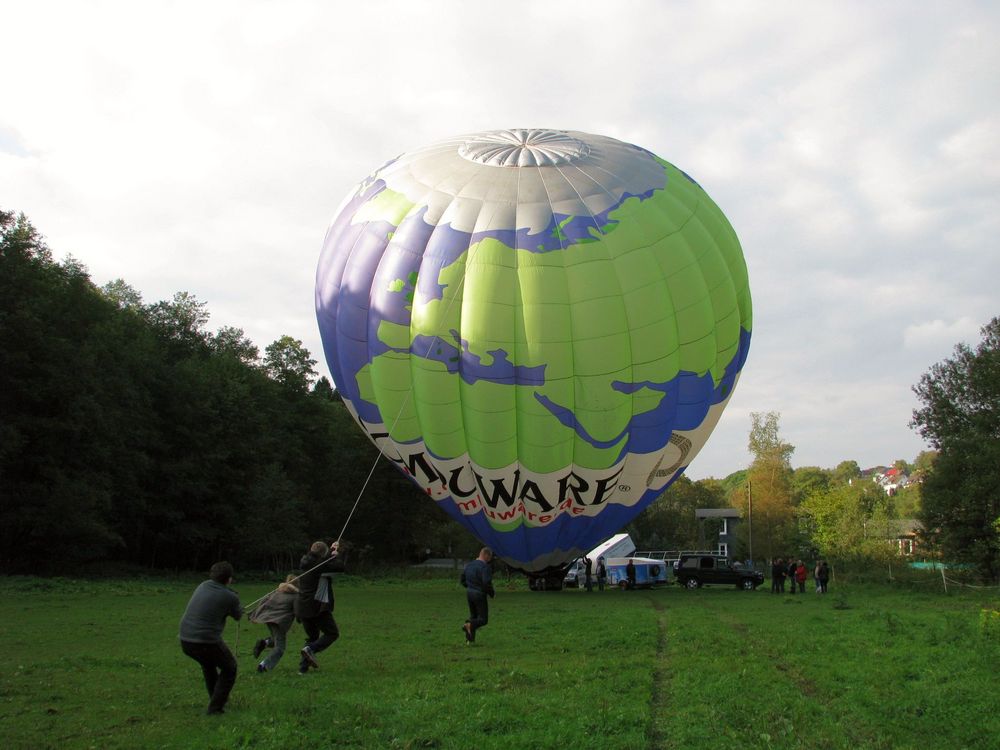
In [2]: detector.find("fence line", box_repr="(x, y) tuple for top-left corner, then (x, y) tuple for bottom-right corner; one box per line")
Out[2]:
(882, 560), (999, 592)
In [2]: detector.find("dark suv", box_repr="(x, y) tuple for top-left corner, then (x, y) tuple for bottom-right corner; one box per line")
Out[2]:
(673, 555), (764, 590)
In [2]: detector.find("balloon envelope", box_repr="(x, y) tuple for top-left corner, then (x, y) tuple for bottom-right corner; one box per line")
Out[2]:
(315, 129), (751, 573)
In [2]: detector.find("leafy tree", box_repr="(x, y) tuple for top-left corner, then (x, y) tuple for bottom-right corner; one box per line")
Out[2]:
(719, 469), (748, 497)
(146, 291), (211, 351)
(832, 460), (861, 485)
(791, 466), (831, 504)
(264, 335), (318, 391)
(748, 411), (794, 466)
(911, 318), (1000, 581)
(100, 278), (144, 310)
(912, 450), (937, 477)
(312, 376), (338, 400)
(211, 326), (260, 365)
(736, 412), (797, 560)
(0, 211), (153, 566)
(891, 483), (922, 519)
(627, 476), (726, 550)
(800, 481), (896, 562)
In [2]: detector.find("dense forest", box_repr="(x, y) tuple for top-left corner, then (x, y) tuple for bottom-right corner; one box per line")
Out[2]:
(0, 210), (476, 573)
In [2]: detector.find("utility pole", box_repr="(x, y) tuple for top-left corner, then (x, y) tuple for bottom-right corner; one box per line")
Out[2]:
(747, 477), (753, 567)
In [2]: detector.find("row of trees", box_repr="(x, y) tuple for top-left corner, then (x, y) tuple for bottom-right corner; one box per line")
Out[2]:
(1, 210), (480, 573)
(625, 418), (927, 565)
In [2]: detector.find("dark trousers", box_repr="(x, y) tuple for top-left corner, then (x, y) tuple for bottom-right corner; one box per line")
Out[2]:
(181, 640), (237, 713)
(466, 592), (489, 638)
(300, 611), (339, 665)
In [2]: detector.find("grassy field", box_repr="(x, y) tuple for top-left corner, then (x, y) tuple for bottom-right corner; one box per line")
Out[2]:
(2, 573), (998, 749)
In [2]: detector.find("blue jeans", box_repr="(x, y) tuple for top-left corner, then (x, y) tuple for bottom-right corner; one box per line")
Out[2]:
(261, 623), (288, 670)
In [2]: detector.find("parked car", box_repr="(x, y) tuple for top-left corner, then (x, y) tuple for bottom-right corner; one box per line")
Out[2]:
(673, 554), (764, 590)
(563, 558), (587, 588)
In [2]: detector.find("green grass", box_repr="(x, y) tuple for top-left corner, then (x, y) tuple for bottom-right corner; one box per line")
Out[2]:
(2, 575), (998, 749)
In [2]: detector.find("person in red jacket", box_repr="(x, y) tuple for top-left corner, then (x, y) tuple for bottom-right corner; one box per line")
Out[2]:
(794, 560), (808, 593)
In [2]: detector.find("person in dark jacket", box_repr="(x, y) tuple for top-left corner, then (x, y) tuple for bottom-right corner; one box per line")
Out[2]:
(461, 547), (495, 644)
(770, 558), (784, 593)
(583, 556), (594, 592)
(787, 559), (798, 594)
(295, 540), (345, 674)
(817, 560), (830, 593)
(596, 556), (607, 592)
(178, 561), (242, 715)
(249, 574), (299, 672)
(625, 559), (636, 590)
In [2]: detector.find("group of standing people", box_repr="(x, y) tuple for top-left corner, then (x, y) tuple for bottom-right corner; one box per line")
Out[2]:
(769, 557), (830, 594)
(177, 539), (345, 715)
(579, 556), (609, 591)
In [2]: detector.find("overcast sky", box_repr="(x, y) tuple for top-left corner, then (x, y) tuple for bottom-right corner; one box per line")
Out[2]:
(3, 1), (997, 479)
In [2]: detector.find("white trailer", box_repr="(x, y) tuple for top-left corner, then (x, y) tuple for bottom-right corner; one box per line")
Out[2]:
(563, 533), (637, 587)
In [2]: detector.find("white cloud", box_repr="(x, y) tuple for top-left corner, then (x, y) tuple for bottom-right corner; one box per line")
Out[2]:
(903, 317), (982, 353)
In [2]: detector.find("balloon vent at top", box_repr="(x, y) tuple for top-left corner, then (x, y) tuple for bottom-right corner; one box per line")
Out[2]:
(315, 128), (752, 575)
(458, 128), (591, 167)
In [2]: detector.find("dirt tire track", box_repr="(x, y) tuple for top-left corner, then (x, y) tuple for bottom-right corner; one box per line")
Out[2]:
(645, 595), (669, 750)
(712, 602), (820, 697)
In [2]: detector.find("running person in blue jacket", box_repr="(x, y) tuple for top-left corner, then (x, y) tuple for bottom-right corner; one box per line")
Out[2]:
(461, 547), (495, 644)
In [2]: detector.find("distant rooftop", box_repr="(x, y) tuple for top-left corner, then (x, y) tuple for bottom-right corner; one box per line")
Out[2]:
(887, 519), (922, 535)
(695, 508), (741, 519)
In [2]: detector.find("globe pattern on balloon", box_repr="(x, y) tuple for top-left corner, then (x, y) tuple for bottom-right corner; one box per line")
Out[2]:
(315, 129), (752, 574)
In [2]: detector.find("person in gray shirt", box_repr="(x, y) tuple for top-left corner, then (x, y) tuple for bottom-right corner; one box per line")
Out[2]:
(178, 561), (243, 714)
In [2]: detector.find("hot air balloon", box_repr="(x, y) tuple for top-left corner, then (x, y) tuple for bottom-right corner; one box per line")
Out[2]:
(315, 129), (751, 587)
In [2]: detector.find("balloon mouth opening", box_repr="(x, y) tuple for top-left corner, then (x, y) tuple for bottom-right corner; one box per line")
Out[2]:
(458, 128), (591, 167)
(520, 564), (572, 591)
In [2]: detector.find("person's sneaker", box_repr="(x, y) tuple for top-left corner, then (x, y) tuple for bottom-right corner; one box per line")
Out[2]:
(462, 622), (473, 643)
(257, 663), (267, 673)
(301, 646), (319, 669)
(298, 665), (309, 675)
(253, 638), (267, 659)
(206, 707), (225, 715)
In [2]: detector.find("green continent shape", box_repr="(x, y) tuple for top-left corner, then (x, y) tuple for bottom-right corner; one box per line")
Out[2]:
(367, 160), (751, 478)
